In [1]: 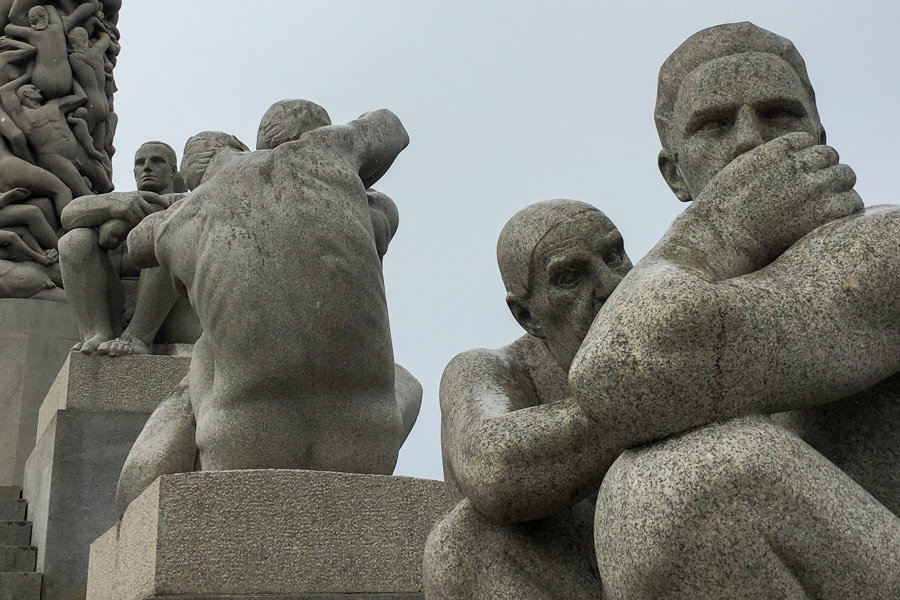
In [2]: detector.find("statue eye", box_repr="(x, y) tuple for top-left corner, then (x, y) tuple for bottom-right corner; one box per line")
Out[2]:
(603, 248), (623, 266)
(550, 264), (584, 289)
(698, 116), (732, 133)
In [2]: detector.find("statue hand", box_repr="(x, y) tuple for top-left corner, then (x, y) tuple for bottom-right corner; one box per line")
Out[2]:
(693, 132), (862, 270)
(108, 191), (162, 225)
(98, 219), (129, 249)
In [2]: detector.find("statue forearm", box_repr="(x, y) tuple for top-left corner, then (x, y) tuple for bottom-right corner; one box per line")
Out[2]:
(571, 206), (900, 450)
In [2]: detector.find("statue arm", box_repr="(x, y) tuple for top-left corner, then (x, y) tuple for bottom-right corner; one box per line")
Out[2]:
(62, 0), (98, 32)
(442, 349), (618, 523)
(124, 196), (189, 269)
(0, 72), (27, 126)
(3, 22), (32, 40)
(60, 190), (170, 230)
(58, 85), (86, 113)
(346, 109), (410, 189)
(571, 205), (900, 452)
(7, 0), (39, 26)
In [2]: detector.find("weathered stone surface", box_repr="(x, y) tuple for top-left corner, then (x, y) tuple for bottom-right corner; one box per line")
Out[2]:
(36, 351), (191, 441)
(87, 470), (451, 600)
(114, 104), (421, 514)
(0, 572), (41, 600)
(0, 520), (32, 546)
(23, 352), (189, 600)
(0, 298), (79, 486)
(0, 544), (36, 571)
(0, 497), (26, 521)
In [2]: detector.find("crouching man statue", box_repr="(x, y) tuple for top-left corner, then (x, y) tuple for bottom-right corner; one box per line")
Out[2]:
(114, 105), (421, 515)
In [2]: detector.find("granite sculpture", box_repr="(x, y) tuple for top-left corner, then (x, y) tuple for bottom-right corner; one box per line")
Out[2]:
(577, 22), (900, 599)
(425, 22), (898, 600)
(0, 0), (120, 298)
(58, 140), (198, 355)
(114, 102), (422, 515)
(424, 199), (631, 599)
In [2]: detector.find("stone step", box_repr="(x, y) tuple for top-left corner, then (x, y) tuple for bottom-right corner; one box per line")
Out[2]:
(0, 522), (31, 546)
(0, 545), (36, 572)
(0, 487), (21, 499)
(0, 572), (41, 600)
(0, 498), (26, 521)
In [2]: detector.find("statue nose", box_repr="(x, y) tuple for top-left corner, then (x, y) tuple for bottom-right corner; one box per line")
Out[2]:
(731, 105), (765, 160)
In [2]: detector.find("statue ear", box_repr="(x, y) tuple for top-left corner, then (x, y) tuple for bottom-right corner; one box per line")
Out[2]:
(658, 149), (692, 202)
(507, 293), (543, 339)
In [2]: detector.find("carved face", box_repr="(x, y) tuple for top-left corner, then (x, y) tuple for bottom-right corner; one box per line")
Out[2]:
(28, 6), (48, 30)
(665, 52), (821, 198)
(18, 84), (42, 106)
(521, 212), (632, 370)
(134, 145), (176, 194)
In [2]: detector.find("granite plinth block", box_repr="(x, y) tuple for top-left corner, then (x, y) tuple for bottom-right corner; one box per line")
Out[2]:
(0, 298), (79, 487)
(87, 470), (452, 600)
(23, 353), (190, 600)
(0, 572), (41, 600)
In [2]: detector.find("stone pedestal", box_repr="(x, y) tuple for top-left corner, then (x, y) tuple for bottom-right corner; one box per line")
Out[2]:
(23, 352), (191, 600)
(0, 298), (80, 488)
(86, 470), (452, 600)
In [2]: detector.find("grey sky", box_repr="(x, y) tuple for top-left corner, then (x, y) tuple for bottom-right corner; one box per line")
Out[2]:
(110, 1), (900, 479)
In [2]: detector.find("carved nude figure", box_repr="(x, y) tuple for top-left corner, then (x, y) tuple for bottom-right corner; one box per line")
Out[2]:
(66, 25), (109, 150)
(115, 107), (416, 515)
(0, 72), (112, 198)
(0, 134), (71, 216)
(58, 141), (189, 354)
(568, 23), (900, 599)
(424, 200), (631, 600)
(3, 1), (97, 99)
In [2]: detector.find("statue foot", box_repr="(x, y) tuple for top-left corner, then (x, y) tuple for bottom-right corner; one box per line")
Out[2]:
(97, 334), (151, 357)
(79, 333), (112, 354)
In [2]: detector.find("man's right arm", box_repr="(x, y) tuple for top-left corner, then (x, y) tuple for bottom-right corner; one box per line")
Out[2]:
(571, 133), (898, 449)
(442, 348), (619, 523)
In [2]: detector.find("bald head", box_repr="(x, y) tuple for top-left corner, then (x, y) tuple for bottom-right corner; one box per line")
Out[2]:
(256, 99), (332, 150)
(497, 199), (610, 300)
(181, 131), (249, 190)
(655, 22), (819, 150)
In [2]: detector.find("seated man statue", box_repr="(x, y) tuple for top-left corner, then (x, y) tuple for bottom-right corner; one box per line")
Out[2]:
(114, 105), (420, 516)
(58, 140), (197, 354)
(424, 199), (631, 599)
(568, 22), (899, 599)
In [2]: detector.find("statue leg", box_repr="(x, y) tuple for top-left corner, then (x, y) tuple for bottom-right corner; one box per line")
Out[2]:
(98, 266), (180, 356)
(395, 363), (422, 444)
(0, 203), (58, 248)
(115, 374), (197, 517)
(424, 498), (603, 600)
(58, 227), (123, 352)
(594, 415), (900, 600)
(0, 155), (73, 215)
(36, 153), (93, 198)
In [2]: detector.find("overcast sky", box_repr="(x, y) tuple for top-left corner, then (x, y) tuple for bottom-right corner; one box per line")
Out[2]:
(109, 1), (900, 479)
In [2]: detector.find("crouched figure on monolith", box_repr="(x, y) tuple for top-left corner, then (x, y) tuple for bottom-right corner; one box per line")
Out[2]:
(114, 102), (422, 515)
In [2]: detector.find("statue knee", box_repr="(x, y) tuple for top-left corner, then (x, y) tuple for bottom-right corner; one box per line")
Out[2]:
(423, 500), (484, 600)
(594, 416), (798, 598)
(58, 227), (100, 260)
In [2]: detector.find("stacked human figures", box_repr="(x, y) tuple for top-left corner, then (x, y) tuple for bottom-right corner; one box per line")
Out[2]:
(0, 0), (120, 298)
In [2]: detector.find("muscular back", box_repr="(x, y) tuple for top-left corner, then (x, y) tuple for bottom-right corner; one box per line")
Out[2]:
(153, 110), (409, 474)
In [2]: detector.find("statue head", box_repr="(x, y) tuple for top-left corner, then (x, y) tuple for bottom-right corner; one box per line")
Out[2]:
(655, 22), (824, 201)
(67, 27), (89, 54)
(181, 131), (249, 190)
(134, 141), (178, 194)
(497, 200), (632, 370)
(27, 6), (48, 30)
(16, 84), (42, 107)
(256, 99), (332, 150)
